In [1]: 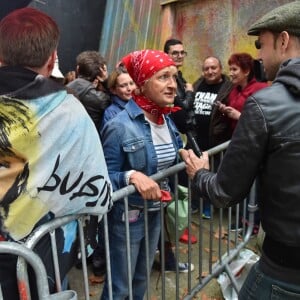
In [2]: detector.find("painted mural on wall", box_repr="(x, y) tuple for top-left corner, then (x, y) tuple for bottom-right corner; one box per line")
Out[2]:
(100, 0), (291, 83)
(100, 0), (163, 70)
(166, 0), (291, 82)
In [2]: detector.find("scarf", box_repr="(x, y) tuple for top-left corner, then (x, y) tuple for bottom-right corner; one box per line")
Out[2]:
(121, 49), (181, 124)
(133, 93), (181, 125)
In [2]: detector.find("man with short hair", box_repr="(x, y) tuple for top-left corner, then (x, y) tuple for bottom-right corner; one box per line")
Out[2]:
(67, 50), (111, 128)
(180, 2), (300, 298)
(0, 8), (112, 299)
(193, 56), (232, 151)
(190, 56), (232, 216)
(164, 39), (195, 135)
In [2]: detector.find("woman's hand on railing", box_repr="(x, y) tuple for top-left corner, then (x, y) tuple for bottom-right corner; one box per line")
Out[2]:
(129, 171), (162, 200)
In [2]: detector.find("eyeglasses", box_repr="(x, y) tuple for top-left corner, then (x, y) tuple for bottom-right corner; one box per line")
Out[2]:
(170, 50), (187, 57)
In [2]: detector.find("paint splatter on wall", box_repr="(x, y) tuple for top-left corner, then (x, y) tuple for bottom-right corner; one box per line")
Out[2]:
(164, 0), (291, 82)
(100, 0), (291, 83)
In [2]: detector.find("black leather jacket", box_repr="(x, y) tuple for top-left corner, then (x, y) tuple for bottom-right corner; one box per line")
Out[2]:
(67, 78), (110, 128)
(170, 71), (195, 134)
(193, 58), (300, 247)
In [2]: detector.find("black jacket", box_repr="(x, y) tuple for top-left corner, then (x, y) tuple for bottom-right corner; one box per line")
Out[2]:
(170, 71), (195, 134)
(193, 58), (300, 247)
(193, 74), (233, 147)
(67, 78), (110, 128)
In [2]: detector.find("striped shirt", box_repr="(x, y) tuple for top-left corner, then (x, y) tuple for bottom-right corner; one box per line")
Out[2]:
(146, 117), (176, 172)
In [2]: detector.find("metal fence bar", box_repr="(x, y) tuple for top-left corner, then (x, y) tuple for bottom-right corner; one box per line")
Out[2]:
(18, 215), (91, 299)
(16, 256), (32, 299)
(77, 217), (90, 300)
(0, 242), (77, 300)
(183, 181), (256, 299)
(123, 196), (133, 300)
(6, 139), (259, 300)
(174, 174), (180, 300)
(50, 230), (62, 292)
(144, 200), (151, 300)
(103, 214), (113, 300)
(159, 201), (166, 300)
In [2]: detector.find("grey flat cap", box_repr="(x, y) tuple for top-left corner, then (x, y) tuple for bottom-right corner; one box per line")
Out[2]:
(248, 1), (300, 36)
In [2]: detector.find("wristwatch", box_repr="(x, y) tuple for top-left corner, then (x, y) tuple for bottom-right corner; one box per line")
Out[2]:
(125, 170), (136, 185)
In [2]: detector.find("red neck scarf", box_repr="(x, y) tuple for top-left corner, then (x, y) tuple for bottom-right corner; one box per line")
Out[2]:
(133, 94), (181, 125)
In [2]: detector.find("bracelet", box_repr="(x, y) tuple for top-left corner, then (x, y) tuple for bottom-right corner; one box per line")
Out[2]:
(125, 170), (136, 185)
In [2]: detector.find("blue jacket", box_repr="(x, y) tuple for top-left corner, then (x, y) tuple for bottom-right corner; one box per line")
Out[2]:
(100, 95), (129, 130)
(101, 99), (183, 208)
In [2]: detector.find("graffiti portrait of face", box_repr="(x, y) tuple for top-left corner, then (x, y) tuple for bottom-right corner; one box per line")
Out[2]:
(0, 150), (29, 205)
(0, 98), (31, 209)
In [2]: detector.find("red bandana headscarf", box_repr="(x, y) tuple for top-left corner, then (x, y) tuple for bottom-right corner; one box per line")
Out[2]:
(121, 49), (181, 124)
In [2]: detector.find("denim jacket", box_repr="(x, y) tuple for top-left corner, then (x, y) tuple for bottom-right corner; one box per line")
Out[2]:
(101, 99), (183, 209)
(100, 95), (129, 130)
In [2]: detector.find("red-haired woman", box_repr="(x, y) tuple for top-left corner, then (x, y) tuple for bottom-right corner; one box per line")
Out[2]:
(217, 52), (268, 233)
(218, 52), (269, 132)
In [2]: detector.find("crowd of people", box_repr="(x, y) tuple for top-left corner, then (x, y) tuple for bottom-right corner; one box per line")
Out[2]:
(0, 7), (112, 300)
(1, 1), (300, 299)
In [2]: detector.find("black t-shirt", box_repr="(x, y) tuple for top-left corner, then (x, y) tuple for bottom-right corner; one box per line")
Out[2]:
(193, 80), (224, 150)
(170, 71), (192, 134)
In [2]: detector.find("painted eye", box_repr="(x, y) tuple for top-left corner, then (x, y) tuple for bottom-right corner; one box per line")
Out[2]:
(0, 161), (9, 169)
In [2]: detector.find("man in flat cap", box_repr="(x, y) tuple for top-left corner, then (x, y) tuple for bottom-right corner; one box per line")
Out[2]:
(179, 1), (300, 298)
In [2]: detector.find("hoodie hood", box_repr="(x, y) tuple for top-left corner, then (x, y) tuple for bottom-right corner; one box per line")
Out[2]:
(274, 58), (300, 96)
(0, 66), (65, 99)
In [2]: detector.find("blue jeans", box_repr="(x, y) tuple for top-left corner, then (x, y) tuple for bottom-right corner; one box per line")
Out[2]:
(101, 203), (161, 300)
(239, 261), (300, 299)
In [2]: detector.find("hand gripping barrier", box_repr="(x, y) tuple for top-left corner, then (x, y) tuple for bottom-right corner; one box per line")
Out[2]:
(1, 140), (258, 299)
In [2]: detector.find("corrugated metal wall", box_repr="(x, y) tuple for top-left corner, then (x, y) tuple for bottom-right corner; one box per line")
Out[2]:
(99, 0), (163, 71)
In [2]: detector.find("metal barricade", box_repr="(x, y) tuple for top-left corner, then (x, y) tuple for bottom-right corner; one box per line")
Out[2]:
(181, 141), (258, 299)
(103, 140), (258, 299)
(18, 214), (91, 300)
(5, 140), (258, 299)
(0, 241), (77, 300)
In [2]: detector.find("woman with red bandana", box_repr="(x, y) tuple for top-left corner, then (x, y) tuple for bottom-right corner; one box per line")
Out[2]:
(100, 50), (184, 300)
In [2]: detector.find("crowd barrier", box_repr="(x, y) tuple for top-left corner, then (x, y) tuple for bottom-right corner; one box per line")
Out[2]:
(0, 140), (258, 299)
(0, 242), (77, 300)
